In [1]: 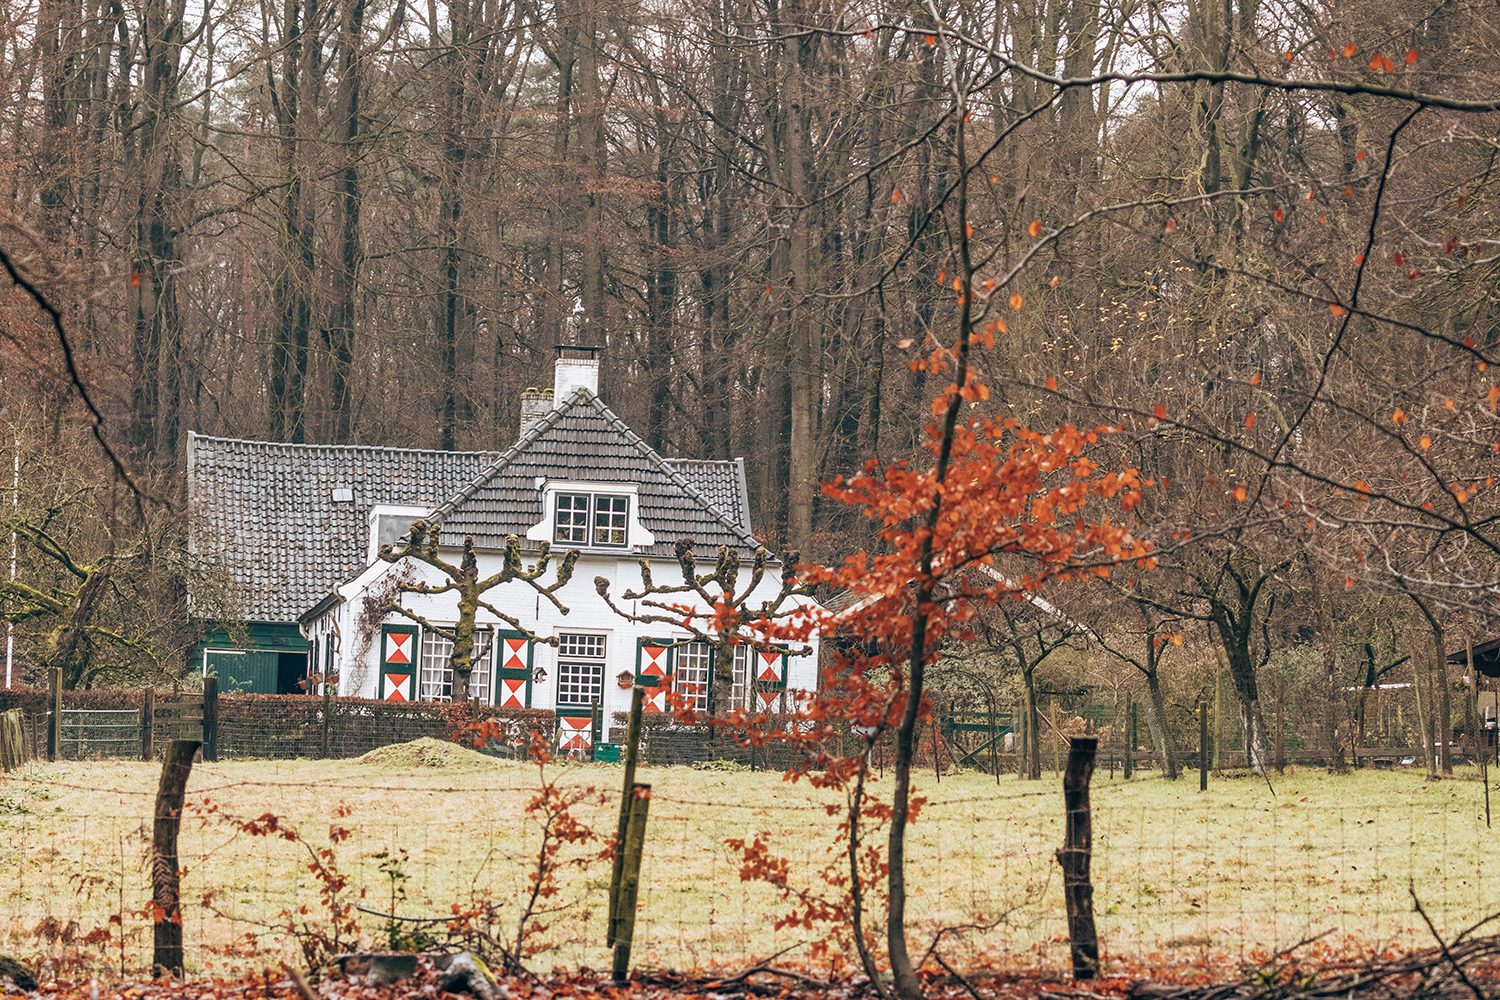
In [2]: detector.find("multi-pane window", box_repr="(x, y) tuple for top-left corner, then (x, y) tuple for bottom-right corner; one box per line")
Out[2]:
(418, 628), (495, 703)
(676, 642), (712, 712)
(557, 632), (607, 708)
(730, 645), (752, 711)
(554, 493), (591, 545)
(593, 494), (629, 546)
(552, 492), (631, 547)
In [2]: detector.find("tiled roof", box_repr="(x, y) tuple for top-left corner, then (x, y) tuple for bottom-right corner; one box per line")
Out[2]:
(187, 435), (496, 622)
(188, 395), (763, 623)
(430, 390), (764, 557)
(663, 458), (752, 535)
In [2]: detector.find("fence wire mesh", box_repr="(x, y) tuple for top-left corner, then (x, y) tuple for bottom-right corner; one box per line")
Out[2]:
(1, 753), (1496, 982)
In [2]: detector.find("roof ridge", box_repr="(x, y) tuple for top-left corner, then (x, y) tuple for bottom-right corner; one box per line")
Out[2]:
(424, 393), (580, 527)
(427, 388), (768, 555)
(189, 432), (498, 459)
(577, 392), (765, 552)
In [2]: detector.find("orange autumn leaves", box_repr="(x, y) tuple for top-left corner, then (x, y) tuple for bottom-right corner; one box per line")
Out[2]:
(806, 386), (1157, 659)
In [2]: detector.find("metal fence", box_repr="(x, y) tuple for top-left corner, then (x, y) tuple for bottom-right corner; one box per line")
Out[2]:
(1, 753), (1495, 983)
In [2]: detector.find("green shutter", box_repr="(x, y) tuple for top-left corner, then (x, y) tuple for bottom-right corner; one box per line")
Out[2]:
(379, 624), (421, 701)
(494, 630), (534, 709)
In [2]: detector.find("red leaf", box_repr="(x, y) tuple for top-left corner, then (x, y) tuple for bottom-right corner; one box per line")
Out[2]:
(1250, 371), (1262, 386)
(1404, 49), (1419, 65)
(1153, 404), (1167, 420)
(1273, 208), (1285, 223)
(1329, 303), (1347, 317)
(1244, 412), (1257, 428)
(1232, 485), (1248, 502)
(1045, 374), (1058, 392)
(1028, 219), (1042, 237)
(1342, 43), (1357, 58)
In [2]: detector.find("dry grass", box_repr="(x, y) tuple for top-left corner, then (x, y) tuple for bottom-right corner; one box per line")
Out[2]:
(1, 748), (1496, 979)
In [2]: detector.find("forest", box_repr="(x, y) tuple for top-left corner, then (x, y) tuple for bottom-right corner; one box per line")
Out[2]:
(0, 0), (1497, 773)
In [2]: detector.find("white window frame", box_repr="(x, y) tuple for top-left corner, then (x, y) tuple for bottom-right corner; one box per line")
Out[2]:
(556, 631), (608, 709)
(417, 627), (496, 704)
(730, 645), (752, 711)
(676, 642), (713, 713)
(367, 504), (430, 563)
(527, 482), (655, 551)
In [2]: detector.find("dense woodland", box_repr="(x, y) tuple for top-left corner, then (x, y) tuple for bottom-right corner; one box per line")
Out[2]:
(0, 0), (1497, 772)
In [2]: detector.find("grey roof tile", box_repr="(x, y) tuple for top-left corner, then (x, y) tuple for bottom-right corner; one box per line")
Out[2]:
(187, 435), (495, 622)
(188, 395), (763, 624)
(429, 390), (763, 557)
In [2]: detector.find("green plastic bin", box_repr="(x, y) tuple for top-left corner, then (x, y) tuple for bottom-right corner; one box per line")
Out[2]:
(593, 742), (621, 763)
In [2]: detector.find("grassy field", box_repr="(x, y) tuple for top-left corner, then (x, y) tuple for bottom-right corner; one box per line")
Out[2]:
(1, 743), (1496, 979)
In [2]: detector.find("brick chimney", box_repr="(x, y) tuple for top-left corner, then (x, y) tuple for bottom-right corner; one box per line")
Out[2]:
(520, 345), (602, 437)
(553, 344), (601, 400)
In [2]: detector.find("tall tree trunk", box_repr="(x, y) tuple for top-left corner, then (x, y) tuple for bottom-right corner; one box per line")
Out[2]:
(268, 0), (315, 443)
(1408, 593), (1451, 776)
(1142, 667), (1179, 779)
(127, 0), (185, 462)
(324, 0), (365, 443)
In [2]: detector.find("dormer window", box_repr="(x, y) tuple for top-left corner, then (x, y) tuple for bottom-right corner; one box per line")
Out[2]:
(529, 482), (654, 551)
(368, 504), (430, 563)
(554, 491), (630, 547)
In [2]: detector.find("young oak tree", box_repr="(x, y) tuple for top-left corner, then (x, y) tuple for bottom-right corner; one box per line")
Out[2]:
(365, 520), (580, 702)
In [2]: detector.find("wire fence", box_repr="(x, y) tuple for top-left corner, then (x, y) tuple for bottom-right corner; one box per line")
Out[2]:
(1, 751), (1496, 983)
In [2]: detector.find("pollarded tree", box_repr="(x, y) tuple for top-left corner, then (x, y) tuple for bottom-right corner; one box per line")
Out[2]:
(367, 520), (580, 703)
(592, 539), (813, 717)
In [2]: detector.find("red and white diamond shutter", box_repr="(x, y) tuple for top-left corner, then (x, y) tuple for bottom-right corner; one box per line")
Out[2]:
(495, 631), (534, 709)
(380, 624), (420, 702)
(557, 712), (594, 753)
(753, 647), (788, 711)
(636, 638), (675, 713)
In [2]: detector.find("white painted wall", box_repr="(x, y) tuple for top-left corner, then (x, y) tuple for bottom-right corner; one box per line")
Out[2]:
(310, 548), (821, 741)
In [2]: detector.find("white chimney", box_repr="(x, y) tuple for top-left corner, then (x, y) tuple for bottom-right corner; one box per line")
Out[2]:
(553, 345), (601, 400)
(520, 346), (602, 438)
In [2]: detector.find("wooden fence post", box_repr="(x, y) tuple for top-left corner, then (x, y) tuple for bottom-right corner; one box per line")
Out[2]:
(1199, 697), (1209, 792)
(321, 680), (333, 759)
(1123, 697), (1135, 780)
(141, 689), (156, 761)
(47, 667), (62, 761)
(201, 675), (218, 762)
(607, 686), (646, 947)
(610, 782), (652, 984)
(152, 739), (201, 976)
(1057, 736), (1099, 979)
(0, 709), (24, 771)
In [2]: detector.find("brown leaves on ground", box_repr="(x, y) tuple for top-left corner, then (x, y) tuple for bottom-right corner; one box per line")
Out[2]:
(23, 943), (1500, 1000)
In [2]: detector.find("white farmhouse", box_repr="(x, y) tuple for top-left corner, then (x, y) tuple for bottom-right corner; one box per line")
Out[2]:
(187, 348), (820, 750)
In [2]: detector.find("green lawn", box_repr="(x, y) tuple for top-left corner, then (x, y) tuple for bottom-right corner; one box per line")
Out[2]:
(1, 745), (1496, 979)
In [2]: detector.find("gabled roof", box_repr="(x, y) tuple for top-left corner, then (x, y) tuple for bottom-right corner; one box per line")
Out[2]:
(428, 389), (764, 557)
(187, 434), (496, 623)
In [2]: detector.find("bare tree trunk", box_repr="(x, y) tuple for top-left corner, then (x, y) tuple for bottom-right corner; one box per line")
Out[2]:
(1142, 668), (1178, 779)
(1408, 593), (1451, 777)
(325, 0), (365, 443)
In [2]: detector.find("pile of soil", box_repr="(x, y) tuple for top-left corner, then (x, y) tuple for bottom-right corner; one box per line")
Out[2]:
(356, 737), (496, 771)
